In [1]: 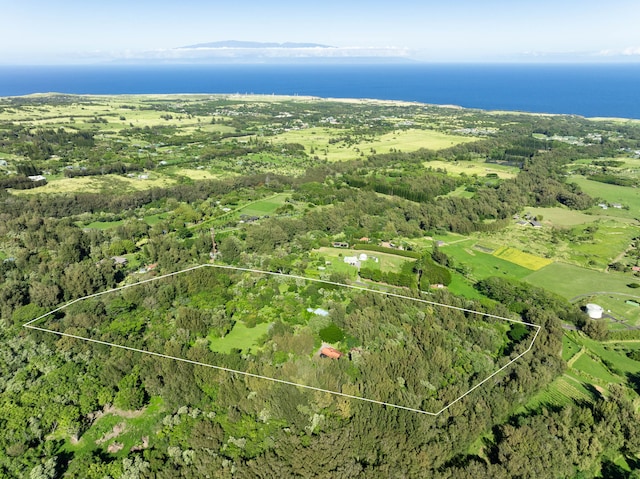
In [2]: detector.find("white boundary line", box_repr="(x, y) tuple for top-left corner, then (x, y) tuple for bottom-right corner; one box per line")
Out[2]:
(24, 264), (542, 416)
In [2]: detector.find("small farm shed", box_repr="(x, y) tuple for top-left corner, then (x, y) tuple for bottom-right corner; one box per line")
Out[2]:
(320, 347), (343, 359)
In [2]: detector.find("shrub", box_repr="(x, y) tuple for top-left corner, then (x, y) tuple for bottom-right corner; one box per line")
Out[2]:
(319, 323), (344, 343)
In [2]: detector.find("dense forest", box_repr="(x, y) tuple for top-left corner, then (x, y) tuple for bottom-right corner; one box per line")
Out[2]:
(1, 94), (640, 477)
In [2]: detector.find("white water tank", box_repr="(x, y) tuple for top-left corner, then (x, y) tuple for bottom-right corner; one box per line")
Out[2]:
(586, 303), (604, 319)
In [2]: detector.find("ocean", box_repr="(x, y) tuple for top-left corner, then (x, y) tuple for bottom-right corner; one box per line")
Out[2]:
(1, 63), (639, 119)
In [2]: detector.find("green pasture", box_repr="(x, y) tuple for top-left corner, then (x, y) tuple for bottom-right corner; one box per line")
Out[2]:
(524, 262), (639, 300)
(237, 193), (290, 217)
(269, 127), (475, 162)
(567, 221), (637, 269)
(569, 175), (640, 219)
(562, 334), (582, 361)
(446, 273), (484, 299)
(423, 159), (519, 179)
(143, 213), (168, 225)
(523, 206), (597, 227)
(439, 241), (533, 281)
(208, 321), (271, 354)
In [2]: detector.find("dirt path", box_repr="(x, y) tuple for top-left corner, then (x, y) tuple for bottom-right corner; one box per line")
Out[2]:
(605, 244), (634, 272)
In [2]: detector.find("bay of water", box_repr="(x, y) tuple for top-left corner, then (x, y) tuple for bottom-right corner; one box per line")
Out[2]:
(1, 63), (639, 119)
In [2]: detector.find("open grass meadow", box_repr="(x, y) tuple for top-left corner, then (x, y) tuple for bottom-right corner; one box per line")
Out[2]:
(523, 206), (597, 227)
(523, 262), (639, 300)
(439, 241), (534, 281)
(570, 175), (640, 220)
(269, 127), (476, 162)
(236, 193), (290, 217)
(208, 321), (271, 354)
(423, 159), (519, 179)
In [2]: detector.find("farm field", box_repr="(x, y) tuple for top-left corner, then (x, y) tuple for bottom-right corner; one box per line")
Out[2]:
(439, 241), (533, 281)
(492, 246), (553, 270)
(525, 333), (640, 410)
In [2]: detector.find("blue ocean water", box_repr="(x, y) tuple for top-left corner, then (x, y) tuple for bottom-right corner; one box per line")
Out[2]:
(1, 63), (639, 119)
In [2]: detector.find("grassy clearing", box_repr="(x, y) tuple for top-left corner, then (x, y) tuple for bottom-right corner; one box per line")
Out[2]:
(313, 247), (411, 278)
(237, 193), (290, 217)
(170, 168), (225, 181)
(12, 173), (176, 195)
(81, 220), (124, 230)
(208, 321), (271, 354)
(64, 396), (165, 458)
(524, 207), (597, 227)
(446, 273), (484, 299)
(524, 263), (639, 300)
(440, 186), (475, 198)
(270, 127), (475, 162)
(570, 176), (640, 220)
(440, 242), (533, 281)
(424, 159), (519, 179)
(493, 246), (553, 271)
(567, 221), (637, 269)
(563, 334), (582, 362)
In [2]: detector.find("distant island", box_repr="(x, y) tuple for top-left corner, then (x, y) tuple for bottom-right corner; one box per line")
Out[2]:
(178, 40), (334, 49)
(108, 40), (411, 64)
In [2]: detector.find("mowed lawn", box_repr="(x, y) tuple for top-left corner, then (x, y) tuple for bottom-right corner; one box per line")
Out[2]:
(237, 193), (290, 216)
(208, 321), (271, 354)
(524, 262), (640, 299)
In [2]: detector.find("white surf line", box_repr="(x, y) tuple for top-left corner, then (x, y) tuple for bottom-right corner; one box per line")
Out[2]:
(24, 263), (541, 416)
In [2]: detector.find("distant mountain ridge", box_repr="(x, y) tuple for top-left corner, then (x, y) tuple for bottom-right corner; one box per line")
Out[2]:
(179, 41), (334, 49)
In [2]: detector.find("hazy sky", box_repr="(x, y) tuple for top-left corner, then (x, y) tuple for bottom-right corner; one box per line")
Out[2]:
(2, 0), (639, 63)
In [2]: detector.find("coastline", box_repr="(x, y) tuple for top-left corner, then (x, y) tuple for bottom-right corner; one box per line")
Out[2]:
(5, 92), (640, 123)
